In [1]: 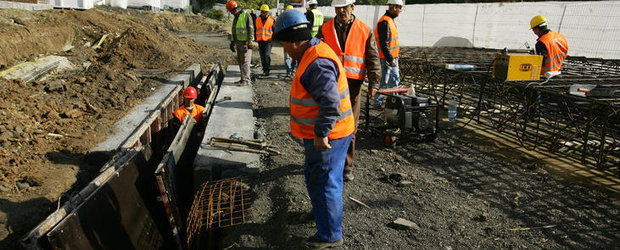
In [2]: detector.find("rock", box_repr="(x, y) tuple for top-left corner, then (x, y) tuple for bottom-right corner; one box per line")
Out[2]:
(0, 185), (9, 193)
(45, 110), (60, 120)
(45, 80), (65, 92)
(106, 71), (116, 81)
(398, 180), (414, 187)
(77, 77), (87, 85)
(63, 109), (82, 118)
(390, 218), (420, 231)
(16, 182), (30, 190)
(14, 126), (23, 134)
(370, 149), (379, 154)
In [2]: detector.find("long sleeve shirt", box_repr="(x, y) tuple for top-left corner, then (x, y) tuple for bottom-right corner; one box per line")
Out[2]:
(376, 11), (398, 63)
(316, 15), (381, 89)
(300, 37), (342, 137)
(232, 10), (254, 42)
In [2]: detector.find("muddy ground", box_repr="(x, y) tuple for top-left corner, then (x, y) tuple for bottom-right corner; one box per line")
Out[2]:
(0, 7), (231, 248)
(221, 44), (620, 248)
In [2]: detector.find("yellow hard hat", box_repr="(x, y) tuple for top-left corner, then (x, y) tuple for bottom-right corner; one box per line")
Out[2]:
(286, 5), (294, 10)
(260, 4), (270, 11)
(530, 15), (547, 29)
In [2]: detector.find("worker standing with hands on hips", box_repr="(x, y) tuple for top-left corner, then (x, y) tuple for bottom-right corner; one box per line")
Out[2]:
(305, 0), (324, 37)
(226, 0), (257, 86)
(256, 4), (275, 77)
(374, 0), (403, 107)
(274, 9), (354, 249)
(530, 15), (568, 78)
(317, 0), (380, 182)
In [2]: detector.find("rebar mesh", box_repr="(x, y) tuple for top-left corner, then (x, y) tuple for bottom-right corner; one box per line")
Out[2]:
(186, 178), (251, 246)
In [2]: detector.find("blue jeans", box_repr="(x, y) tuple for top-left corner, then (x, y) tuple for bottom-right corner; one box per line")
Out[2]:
(284, 50), (298, 75)
(258, 41), (272, 73)
(303, 134), (352, 242)
(374, 58), (400, 105)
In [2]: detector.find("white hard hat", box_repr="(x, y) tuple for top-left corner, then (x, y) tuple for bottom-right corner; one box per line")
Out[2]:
(308, 0), (318, 5)
(387, 0), (403, 6)
(332, 0), (354, 8)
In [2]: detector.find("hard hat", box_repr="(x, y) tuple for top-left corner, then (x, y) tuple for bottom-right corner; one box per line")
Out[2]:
(332, 0), (354, 8)
(260, 4), (270, 11)
(530, 15), (547, 29)
(183, 87), (198, 99)
(285, 5), (294, 10)
(274, 9), (309, 34)
(386, 0), (403, 6)
(308, 0), (318, 5)
(225, 0), (238, 12)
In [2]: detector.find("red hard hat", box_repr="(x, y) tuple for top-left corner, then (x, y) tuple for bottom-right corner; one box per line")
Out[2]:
(183, 87), (198, 99)
(226, 0), (238, 12)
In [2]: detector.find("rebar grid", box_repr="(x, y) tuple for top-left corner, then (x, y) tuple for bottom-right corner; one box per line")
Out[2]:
(186, 178), (251, 245)
(399, 47), (620, 170)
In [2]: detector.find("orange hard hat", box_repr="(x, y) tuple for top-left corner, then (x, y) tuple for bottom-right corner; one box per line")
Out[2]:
(183, 87), (198, 99)
(226, 0), (238, 12)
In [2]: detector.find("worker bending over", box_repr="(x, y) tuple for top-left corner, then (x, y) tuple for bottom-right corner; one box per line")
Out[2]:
(530, 15), (569, 77)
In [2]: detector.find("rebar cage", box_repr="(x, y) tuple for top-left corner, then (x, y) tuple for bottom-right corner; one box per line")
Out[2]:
(399, 47), (620, 171)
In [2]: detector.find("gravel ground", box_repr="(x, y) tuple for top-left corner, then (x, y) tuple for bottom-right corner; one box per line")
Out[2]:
(221, 42), (620, 249)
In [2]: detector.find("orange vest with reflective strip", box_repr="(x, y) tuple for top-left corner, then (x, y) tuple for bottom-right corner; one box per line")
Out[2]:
(321, 18), (370, 81)
(538, 31), (568, 74)
(173, 105), (205, 123)
(255, 16), (274, 42)
(374, 15), (400, 59)
(290, 41), (355, 140)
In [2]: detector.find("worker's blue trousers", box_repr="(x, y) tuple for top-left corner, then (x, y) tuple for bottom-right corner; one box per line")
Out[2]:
(303, 134), (352, 242)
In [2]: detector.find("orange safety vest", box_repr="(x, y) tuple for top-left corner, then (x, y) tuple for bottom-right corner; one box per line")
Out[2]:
(538, 30), (568, 74)
(173, 104), (205, 123)
(321, 18), (370, 81)
(255, 16), (275, 42)
(374, 15), (400, 59)
(290, 41), (355, 140)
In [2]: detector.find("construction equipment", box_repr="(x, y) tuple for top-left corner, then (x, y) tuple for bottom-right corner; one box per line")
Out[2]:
(208, 137), (280, 155)
(493, 53), (543, 81)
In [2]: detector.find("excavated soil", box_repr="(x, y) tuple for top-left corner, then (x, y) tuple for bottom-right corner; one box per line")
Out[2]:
(0, 7), (231, 248)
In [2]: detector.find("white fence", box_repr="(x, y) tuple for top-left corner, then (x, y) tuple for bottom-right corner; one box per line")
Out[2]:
(317, 1), (620, 59)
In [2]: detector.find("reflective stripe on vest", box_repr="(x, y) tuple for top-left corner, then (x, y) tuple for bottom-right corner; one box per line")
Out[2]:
(321, 18), (370, 81)
(538, 31), (568, 74)
(232, 11), (249, 41)
(289, 41), (355, 139)
(374, 15), (400, 59)
(310, 9), (324, 37)
(173, 105), (205, 123)
(255, 16), (274, 42)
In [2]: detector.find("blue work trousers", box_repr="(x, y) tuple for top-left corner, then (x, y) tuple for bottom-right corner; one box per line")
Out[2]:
(284, 50), (298, 75)
(303, 134), (352, 242)
(374, 58), (401, 105)
(258, 41), (272, 73)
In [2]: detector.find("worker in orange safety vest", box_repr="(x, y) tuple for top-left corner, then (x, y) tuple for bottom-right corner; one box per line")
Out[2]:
(374, 0), (402, 107)
(173, 87), (205, 124)
(256, 4), (275, 76)
(530, 15), (569, 77)
(316, 0), (380, 182)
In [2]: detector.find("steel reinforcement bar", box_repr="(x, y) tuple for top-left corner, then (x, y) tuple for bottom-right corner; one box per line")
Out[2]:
(399, 47), (620, 171)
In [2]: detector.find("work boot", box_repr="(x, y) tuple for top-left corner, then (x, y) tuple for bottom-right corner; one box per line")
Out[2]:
(303, 237), (343, 249)
(343, 170), (354, 182)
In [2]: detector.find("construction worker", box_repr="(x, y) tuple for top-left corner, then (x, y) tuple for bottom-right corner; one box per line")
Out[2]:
(317, 0), (380, 182)
(256, 4), (275, 76)
(305, 0), (324, 37)
(530, 15), (569, 76)
(226, 0), (257, 86)
(283, 5), (298, 78)
(373, 0), (403, 107)
(274, 9), (354, 249)
(172, 87), (205, 124)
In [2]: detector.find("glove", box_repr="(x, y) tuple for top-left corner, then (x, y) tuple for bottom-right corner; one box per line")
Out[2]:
(249, 41), (258, 50)
(229, 41), (236, 52)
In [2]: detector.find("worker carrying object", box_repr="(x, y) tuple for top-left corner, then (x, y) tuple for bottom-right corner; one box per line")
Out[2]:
(530, 15), (569, 76)
(316, 0), (380, 182)
(172, 87), (205, 124)
(227, 0), (257, 86)
(305, 0), (324, 37)
(274, 9), (354, 249)
(256, 4), (275, 76)
(374, 0), (403, 107)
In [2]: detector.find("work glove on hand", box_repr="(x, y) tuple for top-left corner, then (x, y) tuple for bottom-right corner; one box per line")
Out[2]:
(229, 41), (236, 52)
(248, 41), (258, 50)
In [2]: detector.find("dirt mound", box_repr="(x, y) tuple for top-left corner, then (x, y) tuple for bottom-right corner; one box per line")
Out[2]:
(0, 7), (230, 248)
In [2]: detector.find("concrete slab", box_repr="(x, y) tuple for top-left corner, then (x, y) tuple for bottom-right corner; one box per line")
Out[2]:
(88, 64), (200, 163)
(194, 65), (259, 185)
(0, 1), (53, 10)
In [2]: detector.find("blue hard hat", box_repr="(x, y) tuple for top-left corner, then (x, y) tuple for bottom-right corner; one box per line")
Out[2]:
(274, 9), (310, 35)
